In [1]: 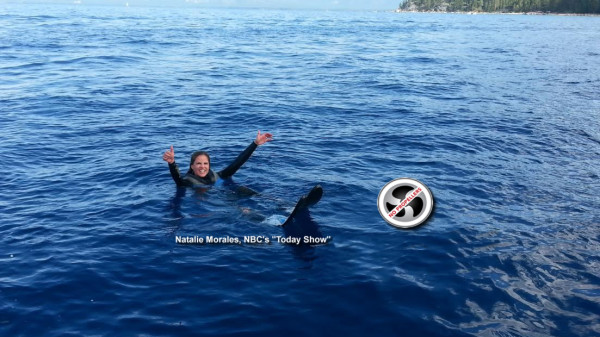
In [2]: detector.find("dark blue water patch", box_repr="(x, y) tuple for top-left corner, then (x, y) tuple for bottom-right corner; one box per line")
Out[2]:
(1, 5), (600, 337)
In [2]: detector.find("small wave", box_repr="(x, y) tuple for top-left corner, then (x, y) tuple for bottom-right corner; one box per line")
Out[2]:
(404, 56), (442, 64)
(0, 55), (146, 71)
(576, 129), (600, 146)
(55, 55), (146, 65)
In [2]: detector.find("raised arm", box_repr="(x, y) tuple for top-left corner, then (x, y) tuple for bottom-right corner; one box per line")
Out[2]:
(163, 145), (175, 164)
(163, 145), (185, 186)
(219, 131), (273, 179)
(254, 130), (273, 146)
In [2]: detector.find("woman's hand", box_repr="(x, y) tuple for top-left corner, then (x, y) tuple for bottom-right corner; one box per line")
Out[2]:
(254, 130), (273, 146)
(163, 145), (175, 164)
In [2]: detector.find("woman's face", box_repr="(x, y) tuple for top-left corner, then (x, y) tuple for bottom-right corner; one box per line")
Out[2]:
(191, 154), (210, 177)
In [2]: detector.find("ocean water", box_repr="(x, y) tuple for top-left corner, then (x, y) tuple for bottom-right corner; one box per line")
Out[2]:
(1, 4), (599, 336)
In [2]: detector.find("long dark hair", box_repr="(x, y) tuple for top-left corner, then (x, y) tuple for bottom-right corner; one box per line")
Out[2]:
(187, 151), (210, 174)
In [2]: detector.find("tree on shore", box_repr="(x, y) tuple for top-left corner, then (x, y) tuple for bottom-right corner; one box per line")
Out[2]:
(398, 0), (600, 13)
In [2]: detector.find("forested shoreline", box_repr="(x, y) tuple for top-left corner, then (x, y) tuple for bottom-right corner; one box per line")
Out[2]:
(398, 0), (600, 14)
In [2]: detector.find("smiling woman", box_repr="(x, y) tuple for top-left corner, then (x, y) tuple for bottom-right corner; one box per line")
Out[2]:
(162, 130), (273, 187)
(189, 151), (211, 178)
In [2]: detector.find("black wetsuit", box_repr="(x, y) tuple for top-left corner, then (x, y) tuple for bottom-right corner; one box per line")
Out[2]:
(168, 141), (258, 187)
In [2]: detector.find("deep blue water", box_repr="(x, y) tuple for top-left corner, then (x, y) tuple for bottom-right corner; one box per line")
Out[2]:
(1, 4), (599, 336)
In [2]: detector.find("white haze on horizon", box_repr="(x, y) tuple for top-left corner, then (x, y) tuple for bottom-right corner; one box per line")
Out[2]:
(6, 0), (399, 10)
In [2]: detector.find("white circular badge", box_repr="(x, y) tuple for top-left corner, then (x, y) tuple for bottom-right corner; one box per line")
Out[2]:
(377, 178), (434, 229)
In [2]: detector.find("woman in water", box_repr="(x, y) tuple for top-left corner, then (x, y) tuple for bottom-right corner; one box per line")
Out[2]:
(162, 130), (273, 187)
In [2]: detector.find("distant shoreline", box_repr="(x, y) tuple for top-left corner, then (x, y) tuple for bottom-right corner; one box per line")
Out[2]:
(394, 9), (600, 17)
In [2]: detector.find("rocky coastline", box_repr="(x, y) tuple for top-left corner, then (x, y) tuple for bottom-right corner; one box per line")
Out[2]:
(396, 0), (600, 15)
